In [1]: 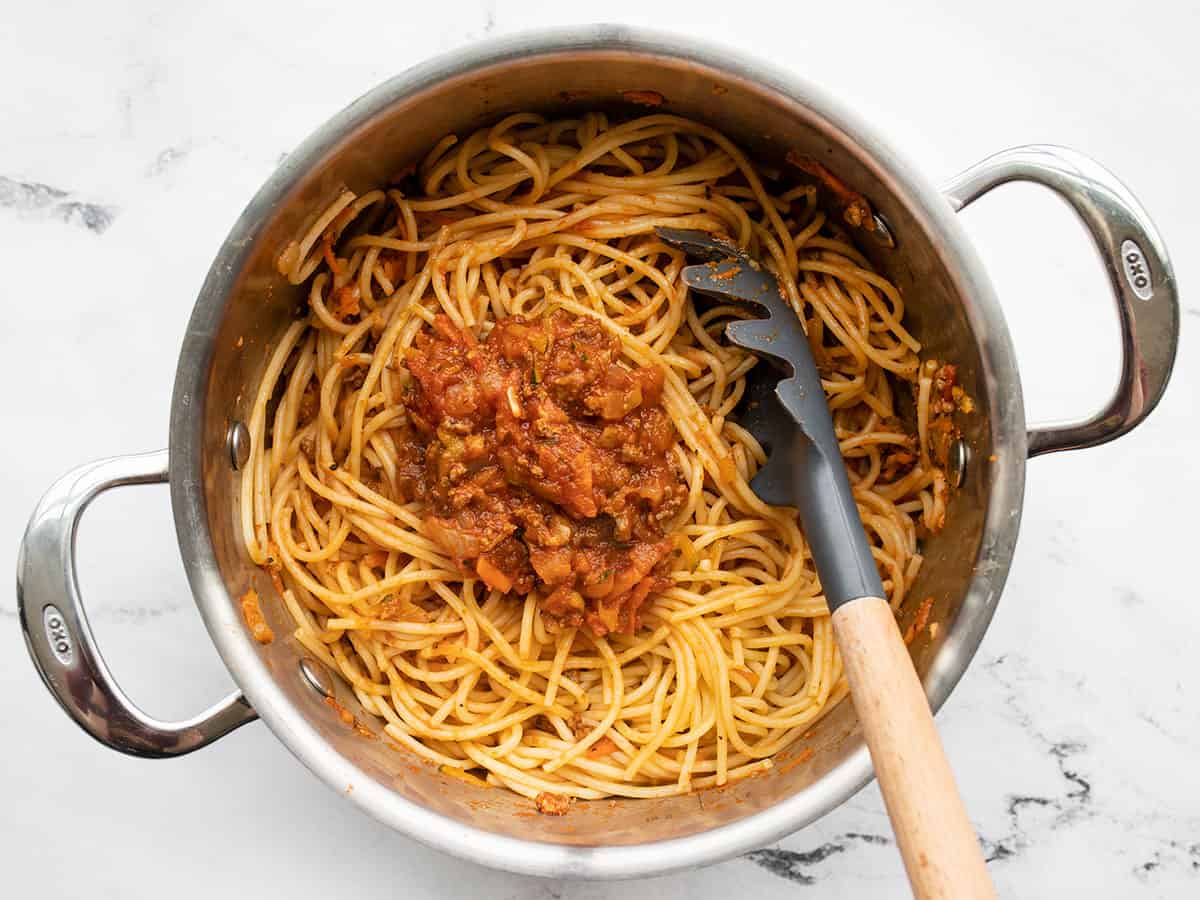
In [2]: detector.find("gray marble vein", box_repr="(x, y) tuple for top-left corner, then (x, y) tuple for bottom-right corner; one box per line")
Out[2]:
(0, 176), (116, 232)
(746, 833), (892, 885)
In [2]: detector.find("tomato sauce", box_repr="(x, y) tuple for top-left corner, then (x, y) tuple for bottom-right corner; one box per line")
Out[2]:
(400, 311), (685, 636)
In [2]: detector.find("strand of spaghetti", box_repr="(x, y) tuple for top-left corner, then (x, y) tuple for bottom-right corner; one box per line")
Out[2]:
(542, 636), (624, 773)
(242, 320), (307, 563)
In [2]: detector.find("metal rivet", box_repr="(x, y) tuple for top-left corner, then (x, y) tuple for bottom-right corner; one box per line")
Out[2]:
(949, 438), (969, 489)
(227, 421), (251, 470)
(298, 657), (335, 699)
(871, 212), (896, 249)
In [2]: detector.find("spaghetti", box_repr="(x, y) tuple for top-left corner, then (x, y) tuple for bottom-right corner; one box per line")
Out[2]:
(241, 112), (954, 804)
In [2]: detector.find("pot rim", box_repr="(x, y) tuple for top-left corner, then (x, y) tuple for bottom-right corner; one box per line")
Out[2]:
(168, 24), (1026, 879)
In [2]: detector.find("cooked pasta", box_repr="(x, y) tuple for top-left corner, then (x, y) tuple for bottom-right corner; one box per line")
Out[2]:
(239, 112), (955, 805)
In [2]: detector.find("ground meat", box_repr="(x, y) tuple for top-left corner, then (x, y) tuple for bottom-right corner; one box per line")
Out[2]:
(332, 285), (360, 320)
(928, 363), (962, 468)
(933, 363), (959, 410)
(535, 791), (572, 815)
(404, 310), (685, 636)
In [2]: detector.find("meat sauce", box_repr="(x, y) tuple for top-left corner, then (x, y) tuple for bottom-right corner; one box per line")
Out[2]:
(400, 311), (685, 636)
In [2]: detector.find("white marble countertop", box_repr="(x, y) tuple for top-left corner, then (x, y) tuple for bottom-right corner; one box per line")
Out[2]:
(2, 1), (1198, 896)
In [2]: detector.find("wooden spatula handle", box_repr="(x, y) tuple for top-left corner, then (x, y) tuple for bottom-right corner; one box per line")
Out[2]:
(831, 595), (996, 900)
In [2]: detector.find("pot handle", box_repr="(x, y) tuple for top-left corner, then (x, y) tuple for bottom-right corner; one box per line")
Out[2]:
(942, 145), (1179, 457)
(17, 449), (258, 757)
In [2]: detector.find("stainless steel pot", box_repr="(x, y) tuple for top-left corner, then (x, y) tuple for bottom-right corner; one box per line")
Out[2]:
(17, 25), (1179, 879)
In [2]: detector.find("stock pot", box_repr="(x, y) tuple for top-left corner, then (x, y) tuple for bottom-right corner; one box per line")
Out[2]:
(17, 25), (1179, 879)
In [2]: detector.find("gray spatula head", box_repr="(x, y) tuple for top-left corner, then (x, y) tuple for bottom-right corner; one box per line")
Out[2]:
(738, 363), (799, 507)
(656, 227), (885, 610)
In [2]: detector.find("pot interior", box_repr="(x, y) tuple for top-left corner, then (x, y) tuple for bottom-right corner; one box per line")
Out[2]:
(192, 46), (999, 847)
